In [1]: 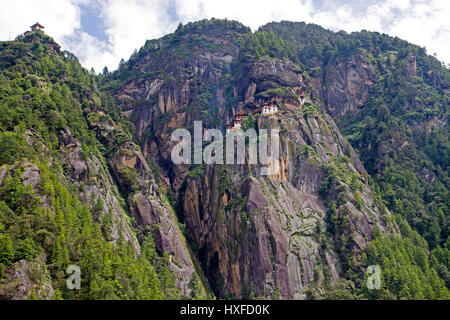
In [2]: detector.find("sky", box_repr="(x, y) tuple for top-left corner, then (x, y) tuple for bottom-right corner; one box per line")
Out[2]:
(1, 0), (449, 72)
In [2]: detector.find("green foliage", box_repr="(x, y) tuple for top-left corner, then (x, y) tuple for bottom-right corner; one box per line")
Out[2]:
(0, 131), (32, 165)
(323, 279), (356, 300)
(101, 19), (250, 90)
(0, 233), (14, 265)
(361, 236), (450, 300)
(237, 31), (299, 64)
(188, 273), (202, 299)
(255, 87), (295, 100)
(431, 246), (450, 288)
(0, 32), (181, 300)
(298, 144), (316, 159)
(240, 113), (257, 131)
(301, 103), (318, 119)
(158, 251), (180, 299)
(17, 237), (38, 260)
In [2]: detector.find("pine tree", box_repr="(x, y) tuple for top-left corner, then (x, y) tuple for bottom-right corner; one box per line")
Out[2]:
(188, 273), (201, 299)
(158, 251), (180, 299)
(0, 233), (14, 265)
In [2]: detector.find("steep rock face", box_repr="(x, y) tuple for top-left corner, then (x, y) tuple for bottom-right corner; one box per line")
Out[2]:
(319, 52), (378, 123)
(236, 59), (305, 108)
(309, 47), (449, 182)
(181, 166), (341, 299)
(58, 128), (139, 248)
(178, 59), (395, 298)
(113, 22), (249, 191)
(87, 111), (203, 296)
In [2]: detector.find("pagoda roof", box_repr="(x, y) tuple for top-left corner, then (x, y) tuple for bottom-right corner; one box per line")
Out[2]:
(31, 22), (45, 29)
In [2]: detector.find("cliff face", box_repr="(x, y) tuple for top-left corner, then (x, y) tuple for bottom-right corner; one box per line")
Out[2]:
(113, 22), (248, 191)
(109, 20), (396, 299)
(320, 52), (378, 123)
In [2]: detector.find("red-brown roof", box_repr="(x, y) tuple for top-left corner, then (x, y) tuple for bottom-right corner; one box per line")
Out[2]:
(31, 22), (44, 29)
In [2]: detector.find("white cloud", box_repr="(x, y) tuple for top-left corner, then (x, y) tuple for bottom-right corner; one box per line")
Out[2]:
(387, 0), (450, 61)
(0, 0), (80, 40)
(310, 0), (450, 64)
(1, 0), (449, 71)
(177, 0), (315, 30)
(66, 30), (116, 72)
(98, 0), (178, 70)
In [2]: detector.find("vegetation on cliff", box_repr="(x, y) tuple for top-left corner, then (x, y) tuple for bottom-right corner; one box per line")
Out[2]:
(0, 30), (180, 299)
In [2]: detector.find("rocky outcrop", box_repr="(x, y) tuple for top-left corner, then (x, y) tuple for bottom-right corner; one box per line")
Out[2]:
(87, 111), (205, 297)
(113, 23), (248, 192)
(57, 127), (139, 248)
(319, 51), (378, 123)
(0, 255), (54, 300)
(236, 59), (305, 107)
